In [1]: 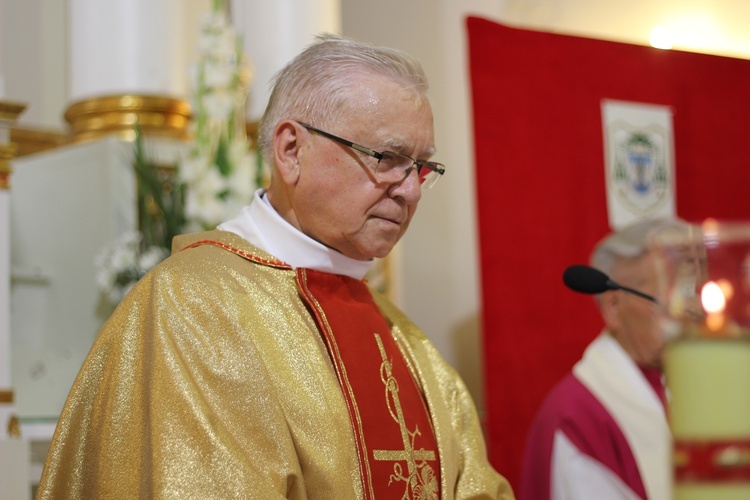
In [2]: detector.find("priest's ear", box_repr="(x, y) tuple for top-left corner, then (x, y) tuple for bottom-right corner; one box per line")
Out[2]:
(599, 290), (623, 330)
(272, 120), (304, 185)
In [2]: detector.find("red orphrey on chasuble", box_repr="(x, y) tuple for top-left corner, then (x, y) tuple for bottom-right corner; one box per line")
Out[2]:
(297, 268), (441, 500)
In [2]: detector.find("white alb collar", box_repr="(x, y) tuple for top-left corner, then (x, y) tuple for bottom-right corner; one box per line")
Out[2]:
(217, 189), (373, 280)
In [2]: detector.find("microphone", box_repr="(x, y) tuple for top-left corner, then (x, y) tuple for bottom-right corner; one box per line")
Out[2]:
(562, 264), (657, 303)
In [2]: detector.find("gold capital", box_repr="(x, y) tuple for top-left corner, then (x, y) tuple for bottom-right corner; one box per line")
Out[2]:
(64, 94), (192, 143)
(0, 101), (27, 123)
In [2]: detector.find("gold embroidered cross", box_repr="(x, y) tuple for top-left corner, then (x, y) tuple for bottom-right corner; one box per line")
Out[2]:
(372, 334), (437, 477)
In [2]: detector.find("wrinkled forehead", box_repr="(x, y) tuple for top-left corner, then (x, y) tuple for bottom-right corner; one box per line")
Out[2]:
(329, 74), (434, 156)
(341, 72), (428, 111)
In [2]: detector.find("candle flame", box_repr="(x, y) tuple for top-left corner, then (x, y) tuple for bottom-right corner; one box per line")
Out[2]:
(701, 281), (726, 314)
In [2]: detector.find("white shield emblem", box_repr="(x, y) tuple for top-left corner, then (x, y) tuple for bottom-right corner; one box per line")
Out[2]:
(602, 100), (676, 229)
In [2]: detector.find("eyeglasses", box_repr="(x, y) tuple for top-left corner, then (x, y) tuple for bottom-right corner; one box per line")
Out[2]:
(298, 122), (445, 189)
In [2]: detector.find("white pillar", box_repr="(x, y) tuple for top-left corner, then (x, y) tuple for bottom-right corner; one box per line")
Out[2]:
(0, 108), (27, 500)
(0, 180), (10, 391)
(0, 102), (24, 395)
(68, 0), (195, 101)
(230, 0), (341, 121)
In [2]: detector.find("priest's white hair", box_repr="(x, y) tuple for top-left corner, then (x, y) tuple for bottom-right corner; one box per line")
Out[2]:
(590, 217), (689, 277)
(257, 33), (429, 163)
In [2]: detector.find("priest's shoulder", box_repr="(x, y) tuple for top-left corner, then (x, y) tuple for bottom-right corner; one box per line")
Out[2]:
(533, 372), (615, 431)
(170, 230), (283, 266)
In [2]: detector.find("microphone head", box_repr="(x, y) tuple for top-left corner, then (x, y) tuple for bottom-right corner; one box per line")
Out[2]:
(562, 265), (612, 295)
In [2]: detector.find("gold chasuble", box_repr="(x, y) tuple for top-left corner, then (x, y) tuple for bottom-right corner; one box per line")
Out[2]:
(37, 231), (513, 500)
(298, 268), (441, 499)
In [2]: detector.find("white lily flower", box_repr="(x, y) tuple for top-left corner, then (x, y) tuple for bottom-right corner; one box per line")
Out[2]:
(203, 90), (235, 121)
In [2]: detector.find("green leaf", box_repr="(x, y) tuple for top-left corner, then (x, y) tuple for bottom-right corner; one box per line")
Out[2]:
(131, 125), (186, 254)
(214, 134), (231, 177)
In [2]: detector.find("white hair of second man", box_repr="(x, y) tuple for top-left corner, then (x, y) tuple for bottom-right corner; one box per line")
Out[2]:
(257, 33), (430, 163)
(590, 217), (689, 278)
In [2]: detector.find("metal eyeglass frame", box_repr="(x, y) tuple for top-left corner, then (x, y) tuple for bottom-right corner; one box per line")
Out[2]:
(297, 122), (445, 189)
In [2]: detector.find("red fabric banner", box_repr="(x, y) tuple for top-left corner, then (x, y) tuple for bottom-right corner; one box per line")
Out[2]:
(467, 16), (750, 490)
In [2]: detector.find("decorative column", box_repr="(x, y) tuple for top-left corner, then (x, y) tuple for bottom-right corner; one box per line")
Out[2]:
(0, 101), (29, 500)
(0, 100), (26, 437)
(230, 0), (341, 122)
(65, 0), (196, 141)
